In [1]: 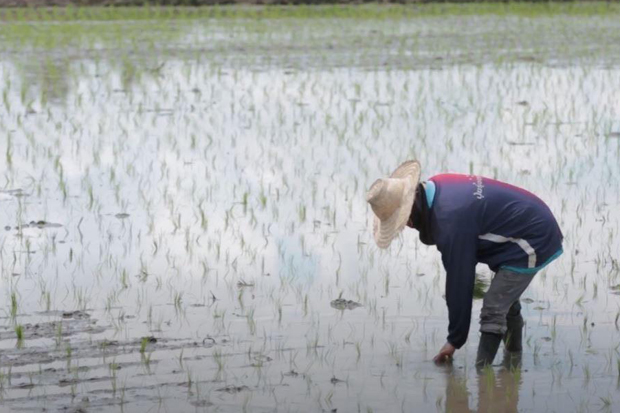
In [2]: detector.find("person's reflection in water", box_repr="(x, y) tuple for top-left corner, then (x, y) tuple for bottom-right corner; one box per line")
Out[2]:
(445, 367), (472, 413)
(445, 353), (523, 413)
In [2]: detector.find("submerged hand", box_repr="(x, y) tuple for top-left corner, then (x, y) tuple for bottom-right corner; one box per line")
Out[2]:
(433, 342), (456, 364)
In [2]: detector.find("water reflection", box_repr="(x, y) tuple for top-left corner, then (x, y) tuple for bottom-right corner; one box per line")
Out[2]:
(14, 57), (71, 105)
(445, 355), (522, 413)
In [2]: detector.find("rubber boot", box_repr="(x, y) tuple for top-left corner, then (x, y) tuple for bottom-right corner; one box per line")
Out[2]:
(503, 302), (524, 353)
(502, 350), (523, 371)
(476, 332), (502, 368)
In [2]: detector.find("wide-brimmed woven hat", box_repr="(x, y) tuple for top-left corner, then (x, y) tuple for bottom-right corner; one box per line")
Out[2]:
(366, 160), (421, 249)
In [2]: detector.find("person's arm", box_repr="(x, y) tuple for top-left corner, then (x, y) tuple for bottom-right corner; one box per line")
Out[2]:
(433, 229), (478, 362)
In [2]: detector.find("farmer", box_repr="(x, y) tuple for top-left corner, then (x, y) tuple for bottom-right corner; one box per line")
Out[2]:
(366, 160), (563, 367)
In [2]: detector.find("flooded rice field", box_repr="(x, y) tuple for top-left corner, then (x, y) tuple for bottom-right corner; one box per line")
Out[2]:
(1, 7), (620, 412)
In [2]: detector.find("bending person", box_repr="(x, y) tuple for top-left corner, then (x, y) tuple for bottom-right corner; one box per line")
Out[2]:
(366, 161), (563, 367)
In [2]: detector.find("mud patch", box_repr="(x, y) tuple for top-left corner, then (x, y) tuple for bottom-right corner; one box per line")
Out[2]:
(330, 298), (362, 310)
(0, 315), (236, 412)
(28, 220), (63, 228)
(216, 385), (250, 394)
(0, 188), (28, 198)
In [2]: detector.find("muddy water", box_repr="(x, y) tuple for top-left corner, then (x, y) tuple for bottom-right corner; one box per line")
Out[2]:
(1, 13), (620, 413)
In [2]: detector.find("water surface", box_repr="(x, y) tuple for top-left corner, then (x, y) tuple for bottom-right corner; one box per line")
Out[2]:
(1, 11), (620, 412)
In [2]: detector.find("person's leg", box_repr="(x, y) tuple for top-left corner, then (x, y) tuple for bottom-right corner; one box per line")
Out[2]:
(476, 269), (536, 368)
(476, 332), (502, 368)
(504, 300), (524, 353)
(501, 301), (525, 368)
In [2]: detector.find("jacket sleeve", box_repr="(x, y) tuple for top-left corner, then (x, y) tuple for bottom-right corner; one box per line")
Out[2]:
(437, 229), (478, 349)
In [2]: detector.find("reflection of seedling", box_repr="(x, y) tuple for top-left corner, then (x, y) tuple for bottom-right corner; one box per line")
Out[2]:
(510, 363), (521, 383)
(600, 396), (612, 410)
(274, 297), (283, 324)
(533, 342), (541, 363)
(43, 292), (51, 312)
(173, 291), (183, 312)
(140, 337), (149, 354)
(10, 292), (18, 319)
(303, 294), (309, 317)
(121, 269), (129, 289)
(325, 389), (334, 407)
(575, 294), (585, 308)
(87, 184), (95, 210)
(74, 287), (89, 311)
(237, 279), (254, 288)
(298, 205), (306, 222)
(404, 328), (413, 344)
(306, 334), (320, 354)
(5, 135), (12, 167)
(482, 364), (495, 395)
(59, 172), (68, 201)
(109, 361), (119, 374)
(583, 364), (591, 385)
(111, 370), (117, 398)
(213, 348), (225, 374)
(14, 325), (24, 348)
(246, 309), (256, 336)
(55, 322), (63, 347)
(387, 342), (403, 369)
(242, 192), (248, 211)
(66, 344), (72, 368)
(242, 394), (251, 413)
(237, 289), (246, 310)
(213, 309), (226, 326)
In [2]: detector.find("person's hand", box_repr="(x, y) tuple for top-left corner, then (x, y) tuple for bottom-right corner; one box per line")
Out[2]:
(433, 342), (456, 364)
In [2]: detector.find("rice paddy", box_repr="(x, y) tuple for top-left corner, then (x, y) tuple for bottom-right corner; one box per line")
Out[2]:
(1, 3), (620, 412)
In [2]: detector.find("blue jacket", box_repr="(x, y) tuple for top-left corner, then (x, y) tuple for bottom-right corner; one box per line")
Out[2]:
(427, 174), (563, 348)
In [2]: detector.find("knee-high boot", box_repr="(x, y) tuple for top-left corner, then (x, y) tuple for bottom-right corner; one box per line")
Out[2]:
(503, 302), (524, 353)
(476, 332), (502, 368)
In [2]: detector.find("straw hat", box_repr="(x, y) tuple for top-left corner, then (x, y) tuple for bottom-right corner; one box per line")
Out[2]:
(366, 160), (421, 249)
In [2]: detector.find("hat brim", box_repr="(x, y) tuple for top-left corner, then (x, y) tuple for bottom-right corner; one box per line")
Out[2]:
(373, 160), (421, 249)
